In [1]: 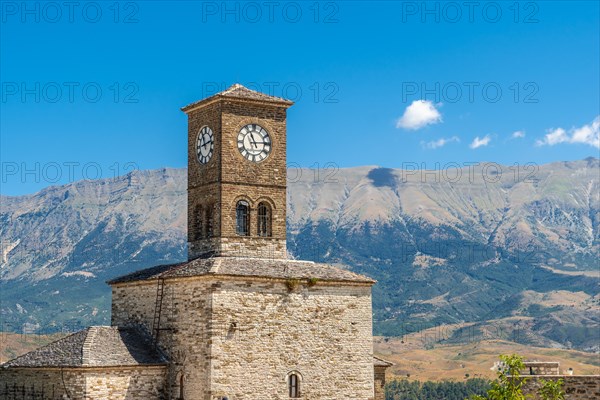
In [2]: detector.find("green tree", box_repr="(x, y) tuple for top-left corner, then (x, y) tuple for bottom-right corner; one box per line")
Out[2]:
(469, 354), (528, 400)
(385, 378), (490, 400)
(538, 378), (565, 400)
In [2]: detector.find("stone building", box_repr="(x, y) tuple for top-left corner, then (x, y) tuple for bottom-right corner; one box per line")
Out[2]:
(373, 357), (394, 400)
(1, 84), (391, 399)
(520, 361), (600, 399)
(0, 327), (168, 398)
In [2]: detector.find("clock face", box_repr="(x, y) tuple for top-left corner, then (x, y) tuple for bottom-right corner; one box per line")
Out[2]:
(237, 124), (272, 162)
(196, 126), (214, 165)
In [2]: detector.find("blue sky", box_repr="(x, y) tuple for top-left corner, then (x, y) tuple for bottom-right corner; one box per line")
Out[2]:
(1, 1), (599, 195)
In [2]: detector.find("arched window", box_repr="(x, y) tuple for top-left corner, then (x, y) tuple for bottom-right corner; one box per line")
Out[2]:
(257, 202), (271, 237)
(205, 205), (214, 238)
(195, 205), (204, 240)
(236, 201), (250, 236)
(288, 373), (300, 398)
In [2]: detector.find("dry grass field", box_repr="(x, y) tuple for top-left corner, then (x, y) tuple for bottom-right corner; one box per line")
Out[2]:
(375, 336), (600, 382)
(0, 332), (67, 364)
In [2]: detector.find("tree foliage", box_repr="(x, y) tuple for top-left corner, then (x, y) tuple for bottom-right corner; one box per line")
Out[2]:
(469, 354), (565, 400)
(471, 354), (528, 400)
(385, 354), (567, 400)
(538, 378), (565, 400)
(385, 378), (490, 400)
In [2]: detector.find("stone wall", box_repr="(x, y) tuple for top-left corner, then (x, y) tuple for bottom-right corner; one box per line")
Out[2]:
(522, 361), (560, 376)
(111, 281), (158, 333)
(220, 101), (288, 189)
(112, 279), (214, 399)
(0, 367), (166, 400)
(0, 368), (83, 398)
(374, 366), (387, 400)
(112, 275), (375, 400)
(522, 375), (600, 399)
(209, 278), (375, 400)
(84, 367), (166, 399)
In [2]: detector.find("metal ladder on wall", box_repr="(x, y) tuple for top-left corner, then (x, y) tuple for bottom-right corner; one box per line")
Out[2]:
(152, 278), (165, 341)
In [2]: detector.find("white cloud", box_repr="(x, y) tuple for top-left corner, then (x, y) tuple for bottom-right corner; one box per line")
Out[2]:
(421, 136), (460, 149)
(535, 128), (568, 146)
(535, 116), (600, 149)
(571, 117), (599, 148)
(511, 130), (525, 139)
(396, 100), (442, 130)
(469, 134), (492, 149)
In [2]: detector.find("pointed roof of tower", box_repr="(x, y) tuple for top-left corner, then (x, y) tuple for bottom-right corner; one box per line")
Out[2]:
(181, 83), (294, 113)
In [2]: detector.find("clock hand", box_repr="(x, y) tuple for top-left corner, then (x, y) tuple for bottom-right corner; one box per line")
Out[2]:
(249, 133), (258, 148)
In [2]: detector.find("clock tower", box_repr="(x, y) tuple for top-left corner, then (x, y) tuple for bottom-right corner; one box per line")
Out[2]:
(182, 84), (293, 260)
(2, 83), (388, 400)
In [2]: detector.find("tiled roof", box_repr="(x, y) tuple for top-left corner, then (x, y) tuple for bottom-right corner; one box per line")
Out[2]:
(181, 83), (293, 111)
(373, 356), (394, 367)
(108, 256), (375, 285)
(1, 326), (167, 368)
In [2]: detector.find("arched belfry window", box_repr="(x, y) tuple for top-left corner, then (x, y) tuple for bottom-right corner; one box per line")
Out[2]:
(195, 205), (204, 240)
(236, 200), (250, 236)
(288, 372), (301, 398)
(205, 205), (214, 238)
(257, 202), (272, 237)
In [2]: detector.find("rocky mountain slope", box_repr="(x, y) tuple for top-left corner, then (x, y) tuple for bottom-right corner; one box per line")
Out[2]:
(1, 159), (598, 350)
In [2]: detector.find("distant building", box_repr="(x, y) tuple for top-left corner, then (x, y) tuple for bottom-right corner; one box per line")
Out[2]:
(519, 360), (600, 399)
(1, 84), (392, 399)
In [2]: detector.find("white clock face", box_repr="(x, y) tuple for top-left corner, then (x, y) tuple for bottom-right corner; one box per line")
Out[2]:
(196, 126), (214, 165)
(237, 124), (272, 162)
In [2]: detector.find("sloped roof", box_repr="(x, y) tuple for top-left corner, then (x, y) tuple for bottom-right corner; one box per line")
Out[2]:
(108, 256), (375, 285)
(1, 326), (167, 368)
(181, 83), (293, 112)
(373, 356), (394, 367)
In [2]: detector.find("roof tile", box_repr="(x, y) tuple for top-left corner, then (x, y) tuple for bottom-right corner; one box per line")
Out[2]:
(108, 256), (375, 285)
(181, 83), (293, 111)
(1, 327), (167, 368)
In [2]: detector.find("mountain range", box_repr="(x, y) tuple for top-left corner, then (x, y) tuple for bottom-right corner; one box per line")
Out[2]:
(1, 158), (598, 351)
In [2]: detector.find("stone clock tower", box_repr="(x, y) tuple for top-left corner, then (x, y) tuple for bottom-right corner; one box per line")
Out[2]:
(182, 84), (292, 260)
(1, 84), (391, 400)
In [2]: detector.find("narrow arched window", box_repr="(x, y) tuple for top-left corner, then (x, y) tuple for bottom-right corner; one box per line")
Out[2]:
(257, 202), (271, 237)
(205, 205), (214, 238)
(289, 373), (300, 398)
(195, 205), (204, 240)
(236, 201), (250, 236)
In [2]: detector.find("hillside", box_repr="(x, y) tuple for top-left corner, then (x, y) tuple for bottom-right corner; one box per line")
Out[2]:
(0, 159), (598, 351)
(374, 336), (600, 382)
